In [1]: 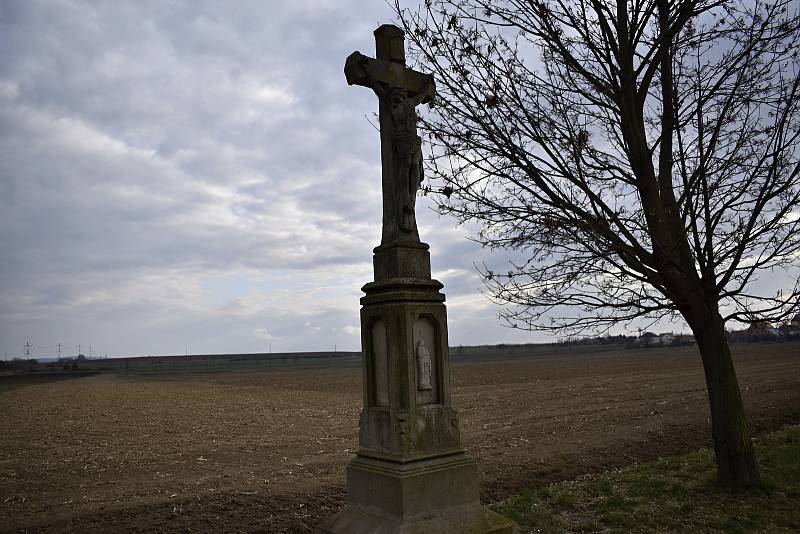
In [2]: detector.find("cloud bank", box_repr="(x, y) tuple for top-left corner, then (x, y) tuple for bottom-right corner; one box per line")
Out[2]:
(0, 1), (552, 359)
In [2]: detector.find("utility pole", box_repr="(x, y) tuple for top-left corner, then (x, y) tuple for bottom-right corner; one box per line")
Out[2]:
(24, 341), (32, 358)
(58, 342), (62, 361)
(78, 344), (81, 357)
(89, 345), (92, 359)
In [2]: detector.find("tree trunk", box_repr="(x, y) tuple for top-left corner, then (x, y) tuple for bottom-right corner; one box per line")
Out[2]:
(691, 306), (760, 488)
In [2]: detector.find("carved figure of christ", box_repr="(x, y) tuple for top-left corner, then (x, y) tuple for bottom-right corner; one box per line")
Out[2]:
(344, 25), (436, 245)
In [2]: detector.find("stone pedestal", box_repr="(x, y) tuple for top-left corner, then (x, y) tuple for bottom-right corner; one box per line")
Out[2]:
(372, 241), (431, 280)
(316, 242), (516, 534)
(317, 453), (513, 534)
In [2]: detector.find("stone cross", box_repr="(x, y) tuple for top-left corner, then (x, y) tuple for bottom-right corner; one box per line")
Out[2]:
(318, 24), (516, 534)
(344, 25), (436, 246)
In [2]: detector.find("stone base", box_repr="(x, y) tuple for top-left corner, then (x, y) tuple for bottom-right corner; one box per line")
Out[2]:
(315, 453), (517, 534)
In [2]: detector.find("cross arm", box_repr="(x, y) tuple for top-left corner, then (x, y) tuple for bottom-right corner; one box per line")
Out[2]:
(344, 51), (436, 104)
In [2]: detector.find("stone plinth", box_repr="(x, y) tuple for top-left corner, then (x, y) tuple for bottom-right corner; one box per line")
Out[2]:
(316, 452), (514, 534)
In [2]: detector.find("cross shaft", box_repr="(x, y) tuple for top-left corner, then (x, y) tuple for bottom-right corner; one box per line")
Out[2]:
(344, 25), (436, 246)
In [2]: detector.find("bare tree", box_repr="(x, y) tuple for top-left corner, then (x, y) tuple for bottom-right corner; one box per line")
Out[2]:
(397, 0), (800, 488)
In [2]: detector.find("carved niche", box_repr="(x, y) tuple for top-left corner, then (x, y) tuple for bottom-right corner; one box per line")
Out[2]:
(412, 315), (439, 405)
(371, 319), (389, 406)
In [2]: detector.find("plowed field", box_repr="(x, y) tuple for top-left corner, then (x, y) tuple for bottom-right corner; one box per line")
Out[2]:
(1, 342), (798, 533)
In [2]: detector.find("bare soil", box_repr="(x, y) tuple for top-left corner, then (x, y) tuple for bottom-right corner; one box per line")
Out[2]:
(1, 342), (798, 533)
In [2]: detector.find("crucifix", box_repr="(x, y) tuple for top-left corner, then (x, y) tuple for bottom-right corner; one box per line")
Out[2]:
(345, 25), (436, 246)
(318, 24), (515, 534)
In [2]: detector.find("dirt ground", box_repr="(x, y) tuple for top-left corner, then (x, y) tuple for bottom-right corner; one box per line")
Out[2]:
(1, 342), (798, 533)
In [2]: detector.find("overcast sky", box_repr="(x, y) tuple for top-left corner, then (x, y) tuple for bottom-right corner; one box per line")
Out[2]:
(0, 0), (568, 358)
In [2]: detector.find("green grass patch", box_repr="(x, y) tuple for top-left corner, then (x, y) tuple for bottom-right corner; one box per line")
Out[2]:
(493, 425), (800, 533)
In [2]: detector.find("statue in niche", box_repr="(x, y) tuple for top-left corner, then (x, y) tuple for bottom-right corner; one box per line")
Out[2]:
(416, 339), (432, 390)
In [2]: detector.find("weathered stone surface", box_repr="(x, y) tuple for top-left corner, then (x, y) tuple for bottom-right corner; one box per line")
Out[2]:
(357, 283), (460, 460)
(345, 25), (435, 246)
(317, 454), (515, 534)
(415, 337), (433, 391)
(373, 241), (432, 281)
(360, 278), (444, 306)
(316, 24), (516, 534)
(344, 51), (435, 103)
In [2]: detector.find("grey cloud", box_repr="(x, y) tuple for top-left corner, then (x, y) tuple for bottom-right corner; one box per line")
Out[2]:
(0, 0), (543, 357)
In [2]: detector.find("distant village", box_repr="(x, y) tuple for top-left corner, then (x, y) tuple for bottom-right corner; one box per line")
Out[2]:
(562, 312), (800, 347)
(726, 313), (800, 343)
